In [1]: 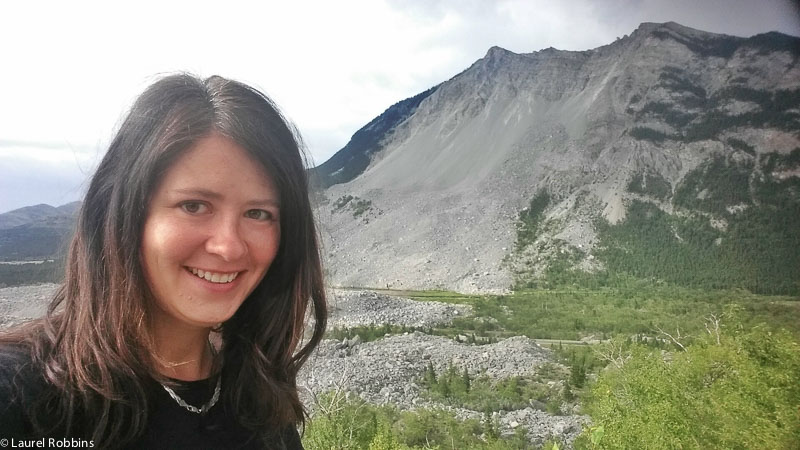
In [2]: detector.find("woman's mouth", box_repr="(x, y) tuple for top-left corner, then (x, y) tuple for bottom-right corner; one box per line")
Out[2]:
(188, 267), (240, 284)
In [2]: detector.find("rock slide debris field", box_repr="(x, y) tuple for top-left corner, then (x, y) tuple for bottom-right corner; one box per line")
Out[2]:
(302, 289), (587, 445)
(0, 283), (54, 329)
(1, 285), (587, 446)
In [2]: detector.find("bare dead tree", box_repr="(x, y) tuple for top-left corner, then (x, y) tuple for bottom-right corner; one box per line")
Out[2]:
(704, 313), (722, 345)
(306, 363), (355, 417)
(592, 337), (631, 369)
(655, 326), (687, 352)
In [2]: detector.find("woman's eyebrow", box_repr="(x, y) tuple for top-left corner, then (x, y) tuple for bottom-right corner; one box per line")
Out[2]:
(172, 188), (223, 199)
(171, 188), (279, 207)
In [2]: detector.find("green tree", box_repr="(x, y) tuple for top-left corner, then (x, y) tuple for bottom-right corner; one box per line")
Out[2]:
(582, 321), (800, 449)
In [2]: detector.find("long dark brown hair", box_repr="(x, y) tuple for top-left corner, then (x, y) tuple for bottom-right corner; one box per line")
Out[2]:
(0, 74), (327, 446)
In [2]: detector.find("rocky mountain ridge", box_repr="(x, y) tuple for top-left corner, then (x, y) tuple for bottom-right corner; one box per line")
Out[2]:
(314, 22), (800, 293)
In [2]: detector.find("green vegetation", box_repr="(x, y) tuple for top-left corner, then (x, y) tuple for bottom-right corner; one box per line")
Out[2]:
(303, 393), (533, 449)
(628, 66), (800, 143)
(419, 362), (566, 414)
(352, 199), (374, 217)
(312, 86), (438, 188)
(761, 147), (800, 173)
(683, 87), (800, 141)
(515, 190), (550, 249)
(742, 31), (800, 56)
(579, 321), (800, 449)
(607, 151), (800, 295)
(327, 324), (423, 343)
(332, 194), (375, 218)
(637, 101), (696, 128)
(309, 288), (800, 448)
(726, 137), (755, 156)
(448, 286), (799, 341)
(395, 284), (800, 343)
(332, 194), (355, 210)
(0, 260), (63, 287)
(652, 31), (741, 59)
(310, 140), (800, 448)
(629, 127), (670, 143)
(674, 155), (752, 215)
(592, 199), (800, 295)
(508, 152), (799, 296)
(626, 170), (672, 200)
(657, 68), (707, 99)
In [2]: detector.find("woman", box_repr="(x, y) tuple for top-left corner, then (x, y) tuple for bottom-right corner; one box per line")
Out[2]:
(0, 74), (327, 449)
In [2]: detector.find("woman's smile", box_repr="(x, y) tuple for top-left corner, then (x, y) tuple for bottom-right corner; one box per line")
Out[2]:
(187, 267), (240, 284)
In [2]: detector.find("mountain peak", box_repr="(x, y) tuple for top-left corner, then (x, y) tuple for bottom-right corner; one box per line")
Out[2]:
(634, 21), (731, 39)
(484, 46), (513, 58)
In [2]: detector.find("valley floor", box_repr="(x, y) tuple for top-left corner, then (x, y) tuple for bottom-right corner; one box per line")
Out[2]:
(4, 284), (798, 449)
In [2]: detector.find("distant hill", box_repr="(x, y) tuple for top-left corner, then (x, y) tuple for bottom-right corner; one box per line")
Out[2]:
(313, 22), (800, 295)
(0, 202), (79, 260)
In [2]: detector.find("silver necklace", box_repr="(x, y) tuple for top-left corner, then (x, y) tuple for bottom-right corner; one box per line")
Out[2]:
(161, 376), (221, 414)
(159, 339), (221, 414)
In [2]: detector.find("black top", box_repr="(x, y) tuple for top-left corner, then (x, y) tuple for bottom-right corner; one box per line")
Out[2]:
(0, 346), (302, 449)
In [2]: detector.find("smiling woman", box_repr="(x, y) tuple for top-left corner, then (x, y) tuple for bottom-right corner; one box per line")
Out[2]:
(0, 75), (327, 449)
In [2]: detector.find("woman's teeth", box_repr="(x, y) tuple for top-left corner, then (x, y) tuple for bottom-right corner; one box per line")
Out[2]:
(189, 267), (239, 283)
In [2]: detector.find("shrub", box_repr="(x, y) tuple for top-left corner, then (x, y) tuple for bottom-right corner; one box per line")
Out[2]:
(515, 190), (550, 249)
(583, 322), (800, 448)
(629, 127), (671, 143)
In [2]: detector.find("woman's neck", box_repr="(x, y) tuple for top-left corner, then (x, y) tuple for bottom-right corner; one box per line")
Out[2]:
(151, 324), (215, 381)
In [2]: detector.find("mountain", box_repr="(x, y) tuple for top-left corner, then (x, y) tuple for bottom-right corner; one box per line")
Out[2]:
(0, 201), (79, 230)
(314, 22), (800, 295)
(0, 202), (79, 260)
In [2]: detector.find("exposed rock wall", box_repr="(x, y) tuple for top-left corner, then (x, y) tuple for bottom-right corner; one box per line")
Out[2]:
(318, 22), (800, 293)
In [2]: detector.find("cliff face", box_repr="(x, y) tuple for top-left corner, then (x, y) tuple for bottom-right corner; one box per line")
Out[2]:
(316, 22), (800, 293)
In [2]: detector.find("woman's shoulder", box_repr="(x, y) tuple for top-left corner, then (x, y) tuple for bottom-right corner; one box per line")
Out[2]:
(0, 343), (36, 383)
(0, 343), (42, 435)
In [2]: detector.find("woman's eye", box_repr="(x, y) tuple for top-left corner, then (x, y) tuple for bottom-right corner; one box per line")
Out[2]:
(245, 209), (273, 221)
(180, 202), (207, 214)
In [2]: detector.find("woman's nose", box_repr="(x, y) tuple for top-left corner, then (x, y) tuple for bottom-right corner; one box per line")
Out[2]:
(205, 217), (247, 261)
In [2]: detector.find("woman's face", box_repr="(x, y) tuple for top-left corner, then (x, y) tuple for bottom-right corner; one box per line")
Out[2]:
(141, 133), (281, 331)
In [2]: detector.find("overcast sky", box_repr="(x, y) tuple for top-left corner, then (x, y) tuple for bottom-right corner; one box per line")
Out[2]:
(1, 0), (798, 213)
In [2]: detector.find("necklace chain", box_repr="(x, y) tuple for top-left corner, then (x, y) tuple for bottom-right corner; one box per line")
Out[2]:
(158, 338), (220, 414)
(162, 376), (221, 414)
(154, 355), (197, 368)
